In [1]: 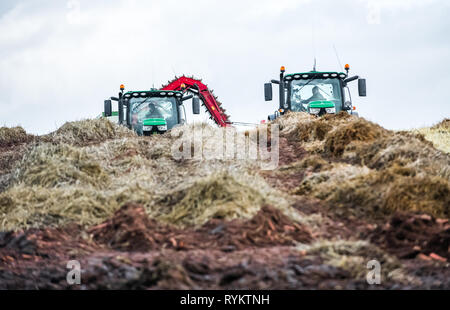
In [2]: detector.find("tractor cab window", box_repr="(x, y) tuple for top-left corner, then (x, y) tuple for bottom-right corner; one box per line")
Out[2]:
(129, 96), (178, 133)
(290, 78), (342, 112)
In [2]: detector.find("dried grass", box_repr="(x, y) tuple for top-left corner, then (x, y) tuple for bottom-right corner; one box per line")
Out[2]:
(294, 164), (450, 219)
(0, 126), (31, 147)
(44, 118), (136, 146)
(2, 114), (448, 232)
(324, 118), (388, 156)
(12, 143), (110, 188)
(149, 172), (268, 227)
(344, 132), (450, 179)
(415, 119), (450, 154)
(0, 120), (300, 231)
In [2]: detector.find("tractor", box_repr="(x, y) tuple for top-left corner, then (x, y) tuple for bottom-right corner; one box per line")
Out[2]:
(264, 64), (366, 120)
(103, 77), (229, 135)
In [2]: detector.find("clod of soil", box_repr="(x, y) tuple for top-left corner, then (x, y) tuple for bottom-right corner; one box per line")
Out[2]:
(370, 212), (450, 260)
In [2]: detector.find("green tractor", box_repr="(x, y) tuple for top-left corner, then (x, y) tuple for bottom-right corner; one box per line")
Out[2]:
(264, 64), (366, 120)
(103, 84), (200, 136)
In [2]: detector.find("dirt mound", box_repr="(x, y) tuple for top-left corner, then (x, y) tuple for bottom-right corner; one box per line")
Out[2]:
(0, 224), (95, 261)
(90, 203), (163, 252)
(370, 213), (450, 260)
(202, 205), (312, 249)
(90, 204), (312, 252)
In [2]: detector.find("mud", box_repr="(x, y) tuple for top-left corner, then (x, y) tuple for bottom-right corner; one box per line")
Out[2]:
(90, 203), (312, 252)
(369, 213), (450, 260)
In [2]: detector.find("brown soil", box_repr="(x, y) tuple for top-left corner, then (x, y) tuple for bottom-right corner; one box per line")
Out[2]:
(90, 203), (312, 252)
(368, 212), (450, 260)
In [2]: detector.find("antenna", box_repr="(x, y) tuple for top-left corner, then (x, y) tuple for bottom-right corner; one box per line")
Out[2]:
(333, 44), (344, 71)
(311, 3), (317, 72)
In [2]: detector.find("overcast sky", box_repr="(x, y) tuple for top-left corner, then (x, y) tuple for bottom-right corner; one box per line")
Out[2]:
(1, 0), (449, 134)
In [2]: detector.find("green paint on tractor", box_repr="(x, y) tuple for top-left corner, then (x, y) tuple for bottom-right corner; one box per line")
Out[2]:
(309, 101), (335, 108)
(102, 111), (119, 117)
(143, 118), (167, 126)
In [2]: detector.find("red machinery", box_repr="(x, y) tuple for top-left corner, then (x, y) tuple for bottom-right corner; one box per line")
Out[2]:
(161, 76), (230, 127)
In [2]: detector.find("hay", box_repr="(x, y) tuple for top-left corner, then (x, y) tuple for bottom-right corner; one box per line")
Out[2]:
(344, 132), (450, 179)
(0, 119), (299, 230)
(0, 183), (155, 231)
(274, 112), (316, 134)
(432, 118), (450, 130)
(382, 175), (450, 217)
(284, 114), (450, 219)
(148, 171), (291, 227)
(288, 118), (333, 143)
(12, 143), (110, 188)
(276, 112), (387, 156)
(279, 155), (332, 174)
(324, 118), (388, 156)
(294, 164), (450, 219)
(45, 118), (136, 146)
(415, 119), (450, 154)
(2, 114), (448, 232)
(0, 126), (32, 147)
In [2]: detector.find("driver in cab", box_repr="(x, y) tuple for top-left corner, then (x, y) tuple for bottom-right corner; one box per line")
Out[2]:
(146, 102), (164, 119)
(306, 86), (325, 103)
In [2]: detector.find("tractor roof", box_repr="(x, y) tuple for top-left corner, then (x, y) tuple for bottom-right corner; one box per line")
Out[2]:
(284, 71), (347, 80)
(123, 89), (183, 99)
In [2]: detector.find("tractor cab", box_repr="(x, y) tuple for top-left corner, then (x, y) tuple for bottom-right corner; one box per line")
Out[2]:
(104, 85), (200, 136)
(265, 65), (366, 120)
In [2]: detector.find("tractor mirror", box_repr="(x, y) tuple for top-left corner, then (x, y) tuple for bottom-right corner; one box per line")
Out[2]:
(104, 100), (112, 117)
(358, 79), (367, 97)
(193, 97), (200, 115)
(264, 83), (273, 101)
(182, 94), (194, 102)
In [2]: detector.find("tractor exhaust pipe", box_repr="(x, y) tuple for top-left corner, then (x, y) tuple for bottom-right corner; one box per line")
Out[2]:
(279, 66), (285, 111)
